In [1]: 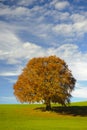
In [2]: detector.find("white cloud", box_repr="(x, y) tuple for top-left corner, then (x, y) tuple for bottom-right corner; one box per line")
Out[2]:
(55, 1), (70, 10)
(0, 4), (53, 42)
(0, 96), (15, 101)
(59, 12), (70, 21)
(70, 62), (87, 81)
(0, 41), (46, 64)
(0, 96), (18, 103)
(0, 24), (87, 80)
(0, 66), (23, 76)
(0, 1), (87, 81)
(53, 24), (73, 36)
(0, 6), (31, 17)
(71, 13), (86, 22)
(0, 29), (40, 63)
(0, 0), (87, 41)
(0, 30), (87, 81)
(71, 82), (87, 99)
(0, 71), (21, 77)
(0, 30), (20, 46)
(5, 77), (17, 83)
(17, 0), (36, 6)
(53, 19), (87, 37)
(0, 72), (19, 76)
(0, 24), (47, 64)
(48, 44), (87, 81)
(48, 44), (79, 60)
(73, 21), (87, 36)
(72, 87), (87, 98)
(0, 29), (22, 64)
(13, 7), (31, 16)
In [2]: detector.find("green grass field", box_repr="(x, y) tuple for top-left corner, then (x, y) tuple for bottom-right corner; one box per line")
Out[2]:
(0, 102), (87, 130)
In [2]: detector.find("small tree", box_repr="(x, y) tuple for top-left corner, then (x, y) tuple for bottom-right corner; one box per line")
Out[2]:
(13, 56), (76, 110)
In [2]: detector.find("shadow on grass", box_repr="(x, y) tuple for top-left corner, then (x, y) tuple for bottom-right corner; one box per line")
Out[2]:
(35, 106), (87, 116)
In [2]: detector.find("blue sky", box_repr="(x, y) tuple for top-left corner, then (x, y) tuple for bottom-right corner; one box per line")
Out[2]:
(0, 0), (87, 104)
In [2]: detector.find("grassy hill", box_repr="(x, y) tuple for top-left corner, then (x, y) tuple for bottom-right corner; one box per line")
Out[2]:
(0, 101), (87, 130)
(71, 101), (87, 106)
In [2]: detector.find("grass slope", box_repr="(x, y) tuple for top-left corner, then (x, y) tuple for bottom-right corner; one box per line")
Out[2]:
(0, 102), (87, 130)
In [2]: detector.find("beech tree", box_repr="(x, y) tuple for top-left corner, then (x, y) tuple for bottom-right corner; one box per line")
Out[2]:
(13, 56), (76, 110)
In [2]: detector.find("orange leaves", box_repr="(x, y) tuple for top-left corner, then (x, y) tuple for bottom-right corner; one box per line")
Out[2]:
(13, 55), (76, 106)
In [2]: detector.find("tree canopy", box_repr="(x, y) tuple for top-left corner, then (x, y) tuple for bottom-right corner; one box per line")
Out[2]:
(13, 56), (76, 110)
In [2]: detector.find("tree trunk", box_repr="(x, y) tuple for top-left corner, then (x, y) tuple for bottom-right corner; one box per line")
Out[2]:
(45, 99), (51, 111)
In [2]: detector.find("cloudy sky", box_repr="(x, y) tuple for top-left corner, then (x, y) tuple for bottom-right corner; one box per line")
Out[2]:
(0, 0), (87, 104)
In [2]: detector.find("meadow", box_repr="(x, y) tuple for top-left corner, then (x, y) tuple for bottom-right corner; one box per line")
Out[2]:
(0, 102), (87, 130)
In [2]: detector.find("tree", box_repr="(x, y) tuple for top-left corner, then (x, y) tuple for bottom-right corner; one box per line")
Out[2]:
(13, 56), (76, 110)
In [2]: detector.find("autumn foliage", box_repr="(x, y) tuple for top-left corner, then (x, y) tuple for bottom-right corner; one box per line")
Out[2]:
(13, 56), (76, 110)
